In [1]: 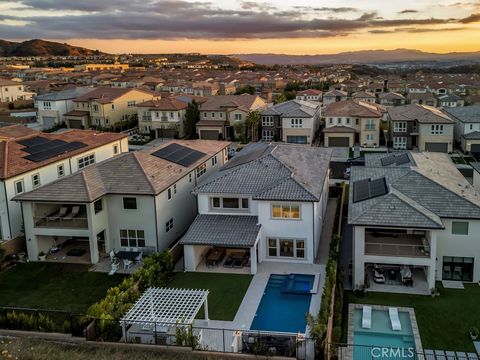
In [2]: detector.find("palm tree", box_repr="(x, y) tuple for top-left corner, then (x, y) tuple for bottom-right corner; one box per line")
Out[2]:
(246, 110), (261, 142)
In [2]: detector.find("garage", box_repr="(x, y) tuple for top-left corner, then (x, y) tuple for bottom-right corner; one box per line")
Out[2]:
(471, 144), (480, 154)
(68, 119), (83, 129)
(328, 137), (350, 147)
(425, 142), (448, 153)
(199, 130), (219, 140)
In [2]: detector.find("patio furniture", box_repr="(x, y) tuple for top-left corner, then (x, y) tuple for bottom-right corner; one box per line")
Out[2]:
(63, 206), (81, 220)
(109, 261), (119, 275)
(424, 350), (435, 360)
(388, 307), (402, 331)
(123, 259), (133, 269)
(231, 251), (248, 268)
(362, 306), (372, 329)
(135, 251), (143, 262)
(454, 266), (462, 279)
(373, 270), (385, 284)
(47, 206), (69, 221)
(443, 266), (451, 278)
(206, 248), (225, 267)
(66, 248), (86, 257)
(223, 256), (234, 268)
(116, 250), (141, 261)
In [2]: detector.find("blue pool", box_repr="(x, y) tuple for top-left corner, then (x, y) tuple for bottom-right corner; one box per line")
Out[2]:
(250, 274), (314, 333)
(353, 308), (416, 360)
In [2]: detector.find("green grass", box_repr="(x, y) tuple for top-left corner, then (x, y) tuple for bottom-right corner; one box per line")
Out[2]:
(344, 283), (480, 351)
(0, 263), (125, 314)
(167, 272), (253, 321)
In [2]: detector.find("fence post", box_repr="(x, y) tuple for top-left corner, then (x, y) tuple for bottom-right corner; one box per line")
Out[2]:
(223, 328), (225, 353)
(69, 313), (73, 335)
(154, 320), (157, 345)
(35, 310), (39, 331)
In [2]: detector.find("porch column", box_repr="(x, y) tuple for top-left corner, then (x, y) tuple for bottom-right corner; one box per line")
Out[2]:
(250, 243), (257, 275)
(428, 231), (438, 288)
(353, 226), (365, 288)
(204, 297), (209, 321)
(89, 235), (99, 264)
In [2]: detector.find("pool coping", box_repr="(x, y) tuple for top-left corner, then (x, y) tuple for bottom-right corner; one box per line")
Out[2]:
(346, 303), (423, 359)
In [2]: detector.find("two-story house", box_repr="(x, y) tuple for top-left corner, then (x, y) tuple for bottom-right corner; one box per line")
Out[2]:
(378, 92), (406, 107)
(352, 91), (376, 104)
(0, 125), (128, 244)
(196, 94), (267, 140)
(180, 142), (332, 274)
(438, 94), (464, 108)
(35, 87), (93, 130)
(407, 91), (438, 107)
(322, 90), (348, 106)
(350, 152), (480, 294)
(0, 78), (35, 103)
(323, 100), (382, 148)
(296, 89), (322, 102)
(388, 104), (455, 152)
(15, 140), (230, 264)
(443, 105), (480, 155)
(260, 100), (321, 144)
(64, 87), (159, 129)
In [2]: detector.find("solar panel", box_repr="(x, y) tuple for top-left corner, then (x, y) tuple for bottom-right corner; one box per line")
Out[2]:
(23, 139), (87, 163)
(152, 143), (206, 167)
(369, 177), (388, 198)
(17, 136), (50, 147)
(353, 178), (370, 203)
(395, 153), (411, 165)
(380, 155), (396, 166)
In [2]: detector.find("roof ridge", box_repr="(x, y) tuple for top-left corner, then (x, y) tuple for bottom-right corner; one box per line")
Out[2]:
(81, 170), (95, 201)
(131, 152), (156, 193)
(1, 141), (8, 180)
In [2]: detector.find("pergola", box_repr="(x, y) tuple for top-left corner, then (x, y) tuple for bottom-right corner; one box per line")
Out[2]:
(120, 287), (209, 340)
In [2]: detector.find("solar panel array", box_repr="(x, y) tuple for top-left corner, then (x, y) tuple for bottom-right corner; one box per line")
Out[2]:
(395, 153), (411, 165)
(151, 143), (206, 167)
(380, 153), (411, 167)
(18, 136), (87, 163)
(353, 177), (388, 203)
(380, 155), (396, 166)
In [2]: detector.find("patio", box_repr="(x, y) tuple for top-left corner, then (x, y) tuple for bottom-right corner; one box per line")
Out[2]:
(44, 238), (91, 264)
(366, 265), (430, 295)
(365, 231), (430, 258)
(90, 251), (144, 274)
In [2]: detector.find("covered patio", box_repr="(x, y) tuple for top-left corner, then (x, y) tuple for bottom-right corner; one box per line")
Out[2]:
(180, 215), (261, 275)
(365, 263), (430, 295)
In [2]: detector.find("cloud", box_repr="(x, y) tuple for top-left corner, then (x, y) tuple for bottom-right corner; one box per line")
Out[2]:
(459, 12), (480, 23)
(399, 10), (419, 14)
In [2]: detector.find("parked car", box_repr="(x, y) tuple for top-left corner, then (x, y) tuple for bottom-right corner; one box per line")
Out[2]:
(347, 156), (365, 166)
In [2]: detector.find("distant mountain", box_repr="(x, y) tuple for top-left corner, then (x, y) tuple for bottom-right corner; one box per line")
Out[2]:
(0, 39), (104, 57)
(234, 49), (480, 65)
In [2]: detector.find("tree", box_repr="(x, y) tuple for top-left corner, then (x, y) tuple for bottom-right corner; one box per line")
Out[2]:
(184, 100), (200, 139)
(234, 85), (255, 95)
(273, 93), (287, 104)
(246, 110), (261, 142)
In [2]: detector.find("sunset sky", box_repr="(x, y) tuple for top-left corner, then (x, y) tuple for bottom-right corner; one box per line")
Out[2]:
(1, 0), (480, 54)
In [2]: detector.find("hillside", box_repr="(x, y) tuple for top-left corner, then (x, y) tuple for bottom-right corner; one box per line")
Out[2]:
(234, 49), (480, 65)
(0, 39), (103, 57)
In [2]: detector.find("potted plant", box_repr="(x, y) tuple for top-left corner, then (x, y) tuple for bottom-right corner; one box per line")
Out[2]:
(470, 327), (479, 341)
(430, 288), (437, 298)
(38, 251), (46, 261)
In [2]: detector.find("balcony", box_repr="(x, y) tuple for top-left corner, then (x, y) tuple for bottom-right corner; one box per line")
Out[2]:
(33, 204), (88, 230)
(364, 125), (376, 131)
(365, 230), (430, 258)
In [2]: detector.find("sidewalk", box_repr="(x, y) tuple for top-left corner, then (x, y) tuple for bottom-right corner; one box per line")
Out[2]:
(316, 197), (338, 265)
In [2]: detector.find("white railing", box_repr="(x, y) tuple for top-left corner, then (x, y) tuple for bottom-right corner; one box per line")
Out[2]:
(34, 216), (88, 229)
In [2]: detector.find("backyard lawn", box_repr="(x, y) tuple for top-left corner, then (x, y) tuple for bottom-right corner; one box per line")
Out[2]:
(344, 283), (480, 352)
(0, 263), (125, 314)
(167, 272), (253, 321)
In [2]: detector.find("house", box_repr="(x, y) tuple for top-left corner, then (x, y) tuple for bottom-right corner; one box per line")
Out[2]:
(323, 100), (382, 148)
(15, 140), (230, 264)
(388, 104), (455, 152)
(350, 152), (480, 294)
(0, 125), (128, 242)
(64, 87), (159, 129)
(322, 90), (348, 106)
(196, 95), (267, 140)
(260, 100), (321, 144)
(74, 64), (129, 71)
(443, 105), (480, 155)
(352, 91), (376, 104)
(438, 94), (464, 108)
(35, 87), (93, 130)
(378, 92), (406, 107)
(0, 78), (35, 103)
(407, 91), (438, 107)
(296, 89), (322, 102)
(180, 142), (332, 274)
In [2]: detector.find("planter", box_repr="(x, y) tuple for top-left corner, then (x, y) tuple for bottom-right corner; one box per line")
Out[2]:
(38, 254), (46, 261)
(470, 333), (478, 341)
(17, 252), (26, 261)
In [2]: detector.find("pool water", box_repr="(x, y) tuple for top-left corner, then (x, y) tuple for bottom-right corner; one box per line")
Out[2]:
(353, 308), (416, 360)
(250, 274), (313, 333)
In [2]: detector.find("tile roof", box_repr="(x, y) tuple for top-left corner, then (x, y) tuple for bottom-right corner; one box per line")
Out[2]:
(179, 214), (261, 247)
(364, 152), (415, 167)
(14, 140), (230, 202)
(200, 94), (264, 112)
(261, 100), (319, 117)
(323, 125), (356, 133)
(443, 105), (480, 123)
(73, 87), (156, 104)
(137, 98), (188, 110)
(34, 87), (93, 101)
(388, 104), (455, 124)
(324, 100), (382, 118)
(0, 129), (127, 180)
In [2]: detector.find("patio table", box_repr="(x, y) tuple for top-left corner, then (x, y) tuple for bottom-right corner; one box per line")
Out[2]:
(116, 251), (141, 261)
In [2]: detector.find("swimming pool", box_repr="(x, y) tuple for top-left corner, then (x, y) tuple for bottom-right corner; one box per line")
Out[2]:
(250, 274), (313, 333)
(353, 307), (416, 360)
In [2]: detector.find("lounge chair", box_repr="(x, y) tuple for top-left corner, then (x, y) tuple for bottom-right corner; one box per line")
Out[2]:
(435, 350), (447, 360)
(362, 306), (372, 329)
(467, 353), (479, 360)
(424, 349), (435, 360)
(63, 206), (80, 220)
(123, 259), (133, 269)
(223, 256), (234, 268)
(389, 307), (402, 331)
(373, 270), (385, 284)
(47, 206), (68, 221)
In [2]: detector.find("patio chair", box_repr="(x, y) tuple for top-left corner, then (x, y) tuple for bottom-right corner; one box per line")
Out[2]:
(362, 306), (372, 329)
(435, 350), (446, 360)
(109, 250), (116, 263)
(63, 206), (80, 220)
(424, 350), (435, 360)
(388, 307), (402, 331)
(123, 259), (133, 269)
(373, 270), (385, 284)
(443, 266), (451, 278)
(223, 256), (234, 268)
(453, 266), (462, 280)
(108, 261), (119, 276)
(135, 251), (143, 262)
(47, 206), (69, 221)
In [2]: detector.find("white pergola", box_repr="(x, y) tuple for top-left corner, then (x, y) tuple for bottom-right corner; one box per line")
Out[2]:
(120, 287), (209, 339)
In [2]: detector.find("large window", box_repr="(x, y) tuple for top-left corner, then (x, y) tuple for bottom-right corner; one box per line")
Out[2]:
(14, 179), (24, 194)
(262, 130), (274, 141)
(123, 197), (137, 209)
(78, 154), (95, 169)
(271, 204), (301, 219)
(452, 221), (469, 235)
(286, 136), (307, 144)
(442, 256), (473, 282)
(196, 163), (206, 178)
(393, 136), (407, 149)
(267, 238), (305, 258)
(431, 124), (444, 135)
(32, 173), (41, 188)
(393, 122), (407, 133)
(263, 116), (273, 126)
(165, 218), (174, 232)
(94, 199), (103, 214)
(120, 229), (145, 248)
(211, 197), (249, 210)
(291, 118), (303, 128)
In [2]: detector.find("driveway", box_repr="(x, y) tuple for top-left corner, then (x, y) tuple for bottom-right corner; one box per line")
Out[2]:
(330, 147), (350, 162)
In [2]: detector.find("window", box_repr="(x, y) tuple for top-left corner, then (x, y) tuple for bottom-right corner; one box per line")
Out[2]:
(211, 197), (249, 210)
(393, 137), (407, 149)
(196, 163), (206, 178)
(93, 104), (99, 112)
(442, 256), (473, 281)
(452, 221), (469, 235)
(189, 173), (193, 183)
(173, 184), (177, 194)
(212, 197), (221, 208)
(296, 240), (305, 258)
(355, 118), (360, 125)
(211, 112), (215, 118)
(120, 229), (145, 248)
(431, 124), (444, 135)
(234, 113), (242, 121)
(94, 199), (103, 214)
(113, 144), (119, 155)
(365, 119), (376, 130)
(14, 179), (24, 194)
(167, 188), (172, 200)
(346, 118), (350, 124)
(166, 218), (174, 232)
(271, 204), (301, 219)
(32, 173), (41, 188)
(329, 118), (333, 124)
(366, 134), (374, 141)
(280, 239), (294, 257)
(78, 154), (95, 169)
(286, 136), (307, 144)
(203, 112), (207, 117)
(123, 197), (137, 209)
(263, 116), (273, 126)
(268, 239), (277, 257)
(262, 130), (274, 141)
(127, 101), (136, 107)
(394, 122), (407, 133)
(267, 238), (305, 258)
(111, 104), (115, 110)
(291, 118), (303, 128)
(43, 101), (51, 109)
(211, 156), (217, 166)
(57, 164), (65, 177)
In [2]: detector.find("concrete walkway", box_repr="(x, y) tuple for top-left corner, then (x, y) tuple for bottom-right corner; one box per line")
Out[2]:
(316, 197), (338, 265)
